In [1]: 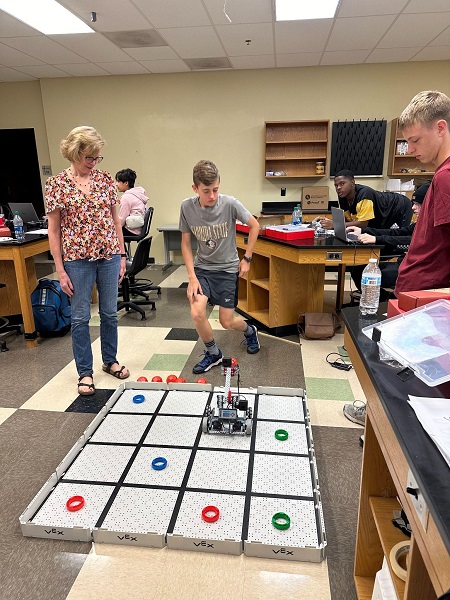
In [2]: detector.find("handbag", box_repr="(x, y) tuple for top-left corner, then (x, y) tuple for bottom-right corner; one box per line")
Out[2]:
(125, 214), (145, 229)
(298, 312), (341, 340)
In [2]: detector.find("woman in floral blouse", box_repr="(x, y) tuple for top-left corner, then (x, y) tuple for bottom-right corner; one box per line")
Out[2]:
(46, 126), (129, 396)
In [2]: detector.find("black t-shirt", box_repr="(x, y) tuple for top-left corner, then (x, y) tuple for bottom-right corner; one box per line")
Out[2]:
(339, 185), (412, 228)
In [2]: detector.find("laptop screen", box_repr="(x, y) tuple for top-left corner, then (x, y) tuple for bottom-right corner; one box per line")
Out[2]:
(331, 207), (349, 242)
(8, 203), (40, 223)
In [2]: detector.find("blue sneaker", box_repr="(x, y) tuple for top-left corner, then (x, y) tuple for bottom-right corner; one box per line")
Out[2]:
(243, 325), (260, 354)
(193, 350), (223, 374)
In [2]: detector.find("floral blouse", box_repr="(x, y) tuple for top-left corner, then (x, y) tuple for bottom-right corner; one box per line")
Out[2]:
(45, 169), (120, 261)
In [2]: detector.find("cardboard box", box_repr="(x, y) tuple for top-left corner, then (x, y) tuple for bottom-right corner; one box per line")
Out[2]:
(302, 187), (329, 210)
(387, 299), (405, 318)
(258, 215), (286, 229)
(398, 290), (450, 312)
(265, 225), (314, 241)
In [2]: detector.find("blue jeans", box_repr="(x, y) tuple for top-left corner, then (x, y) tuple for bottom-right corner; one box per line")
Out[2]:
(64, 256), (120, 378)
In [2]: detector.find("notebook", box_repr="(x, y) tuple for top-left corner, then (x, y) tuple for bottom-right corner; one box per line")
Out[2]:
(331, 207), (360, 243)
(8, 202), (40, 223)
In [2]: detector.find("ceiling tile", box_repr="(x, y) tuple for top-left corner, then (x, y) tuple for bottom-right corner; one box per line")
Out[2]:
(56, 63), (111, 76)
(48, 33), (134, 62)
(321, 49), (371, 65)
(230, 55), (276, 69)
(0, 11), (42, 37)
(123, 46), (179, 61)
(96, 61), (151, 75)
(159, 26), (226, 59)
(276, 53), (321, 67)
(337, 0), (409, 18)
(58, 0), (154, 31)
(2, 36), (88, 64)
(275, 20), (333, 54)
(410, 45), (450, 60)
(133, 0), (211, 28)
(404, 0), (450, 13)
(14, 65), (72, 78)
(139, 59), (191, 73)
(0, 42), (45, 66)
(365, 47), (422, 63)
(378, 13), (450, 48)
(0, 66), (36, 81)
(326, 15), (396, 51)
(205, 0), (273, 25)
(429, 26), (450, 46)
(215, 23), (274, 56)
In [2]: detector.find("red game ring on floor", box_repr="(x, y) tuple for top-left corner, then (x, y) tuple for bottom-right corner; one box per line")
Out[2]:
(202, 505), (220, 523)
(66, 495), (85, 512)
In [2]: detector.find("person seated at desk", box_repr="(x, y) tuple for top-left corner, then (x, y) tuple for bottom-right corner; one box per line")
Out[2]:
(115, 168), (148, 237)
(346, 182), (430, 299)
(319, 170), (413, 230)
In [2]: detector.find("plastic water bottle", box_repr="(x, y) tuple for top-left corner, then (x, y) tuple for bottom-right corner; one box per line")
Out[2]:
(360, 258), (381, 315)
(297, 204), (303, 225)
(291, 205), (302, 226)
(13, 211), (25, 241)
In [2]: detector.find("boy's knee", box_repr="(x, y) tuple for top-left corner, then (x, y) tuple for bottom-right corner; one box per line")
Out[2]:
(219, 314), (232, 329)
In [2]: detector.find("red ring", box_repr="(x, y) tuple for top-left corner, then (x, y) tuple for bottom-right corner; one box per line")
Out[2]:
(66, 495), (85, 512)
(202, 505), (220, 523)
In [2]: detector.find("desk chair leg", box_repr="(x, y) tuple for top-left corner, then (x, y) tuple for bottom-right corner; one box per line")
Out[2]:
(117, 300), (147, 320)
(1, 339), (8, 352)
(336, 264), (346, 311)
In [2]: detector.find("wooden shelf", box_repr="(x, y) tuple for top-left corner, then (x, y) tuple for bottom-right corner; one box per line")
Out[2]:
(388, 118), (435, 177)
(369, 496), (409, 600)
(354, 576), (375, 600)
(251, 278), (270, 290)
(265, 174), (325, 179)
(248, 308), (270, 326)
(265, 120), (329, 178)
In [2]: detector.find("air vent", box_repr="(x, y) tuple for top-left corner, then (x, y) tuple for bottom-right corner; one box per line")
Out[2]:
(184, 57), (232, 71)
(103, 30), (168, 48)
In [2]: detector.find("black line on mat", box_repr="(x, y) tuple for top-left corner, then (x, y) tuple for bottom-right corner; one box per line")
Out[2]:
(241, 393), (258, 542)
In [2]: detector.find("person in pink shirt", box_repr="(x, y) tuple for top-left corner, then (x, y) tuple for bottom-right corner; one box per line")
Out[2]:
(115, 168), (148, 237)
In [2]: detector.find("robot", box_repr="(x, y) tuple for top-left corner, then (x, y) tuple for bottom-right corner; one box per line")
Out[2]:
(202, 357), (252, 435)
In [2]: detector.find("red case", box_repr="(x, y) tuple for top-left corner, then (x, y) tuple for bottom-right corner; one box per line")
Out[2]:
(387, 299), (405, 318)
(398, 290), (450, 311)
(236, 223), (250, 233)
(265, 228), (314, 241)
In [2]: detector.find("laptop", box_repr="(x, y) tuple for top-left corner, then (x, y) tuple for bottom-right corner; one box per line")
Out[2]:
(8, 202), (41, 223)
(331, 207), (360, 243)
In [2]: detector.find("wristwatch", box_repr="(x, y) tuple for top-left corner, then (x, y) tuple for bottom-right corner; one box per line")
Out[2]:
(243, 255), (252, 263)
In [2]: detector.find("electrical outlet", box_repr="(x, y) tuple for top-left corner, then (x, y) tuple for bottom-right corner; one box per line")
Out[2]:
(326, 252), (342, 261)
(406, 468), (429, 530)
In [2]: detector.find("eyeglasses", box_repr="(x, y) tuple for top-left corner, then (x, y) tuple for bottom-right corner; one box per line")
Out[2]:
(84, 156), (103, 164)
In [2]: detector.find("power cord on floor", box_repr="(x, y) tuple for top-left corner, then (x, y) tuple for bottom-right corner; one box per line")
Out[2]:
(326, 352), (353, 371)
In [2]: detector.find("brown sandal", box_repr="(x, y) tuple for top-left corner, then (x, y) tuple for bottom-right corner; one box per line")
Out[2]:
(102, 362), (130, 380)
(78, 376), (95, 396)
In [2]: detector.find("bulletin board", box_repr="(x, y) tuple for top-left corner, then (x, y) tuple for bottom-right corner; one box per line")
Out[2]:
(330, 119), (386, 177)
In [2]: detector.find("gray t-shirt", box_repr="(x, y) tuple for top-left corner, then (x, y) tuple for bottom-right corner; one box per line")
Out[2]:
(179, 194), (251, 272)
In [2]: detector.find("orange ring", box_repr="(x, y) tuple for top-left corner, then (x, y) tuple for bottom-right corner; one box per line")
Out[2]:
(66, 495), (85, 512)
(202, 505), (220, 523)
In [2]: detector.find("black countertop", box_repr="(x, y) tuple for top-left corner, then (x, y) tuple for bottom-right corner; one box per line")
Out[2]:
(342, 305), (450, 554)
(238, 230), (383, 251)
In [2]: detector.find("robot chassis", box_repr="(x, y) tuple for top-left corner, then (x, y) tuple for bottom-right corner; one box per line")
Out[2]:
(202, 358), (252, 435)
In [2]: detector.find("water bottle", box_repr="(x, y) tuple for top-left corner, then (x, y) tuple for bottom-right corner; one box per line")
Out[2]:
(297, 204), (303, 225)
(360, 258), (381, 315)
(13, 211), (25, 241)
(291, 205), (301, 226)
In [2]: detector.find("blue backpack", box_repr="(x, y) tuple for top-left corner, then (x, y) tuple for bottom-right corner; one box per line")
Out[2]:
(31, 279), (71, 336)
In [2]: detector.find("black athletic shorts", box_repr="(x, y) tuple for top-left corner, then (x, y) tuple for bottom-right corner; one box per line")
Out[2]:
(194, 268), (239, 309)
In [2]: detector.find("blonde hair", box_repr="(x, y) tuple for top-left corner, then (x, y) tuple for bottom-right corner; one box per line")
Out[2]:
(399, 91), (450, 130)
(60, 126), (105, 163)
(193, 160), (220, 187)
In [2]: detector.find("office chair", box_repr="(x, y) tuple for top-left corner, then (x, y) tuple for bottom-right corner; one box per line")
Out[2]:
(123, 206), (154, 258)
(0, 284), (22, 351)
(117, 237), (157, 320)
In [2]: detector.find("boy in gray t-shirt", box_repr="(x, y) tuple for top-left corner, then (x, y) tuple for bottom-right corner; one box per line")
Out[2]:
(179, 160), (260, 374)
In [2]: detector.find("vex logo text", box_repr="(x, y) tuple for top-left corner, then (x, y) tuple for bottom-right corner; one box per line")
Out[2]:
(272, 547), (294, 555)
(117, 534), (138, 541)
(45, 528), (64, 535)
(193, 541), (214, 548)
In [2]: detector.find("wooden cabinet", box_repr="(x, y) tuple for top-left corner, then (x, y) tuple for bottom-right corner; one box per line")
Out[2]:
(388, 118), (435, 177)
(264, 120), (329, 178)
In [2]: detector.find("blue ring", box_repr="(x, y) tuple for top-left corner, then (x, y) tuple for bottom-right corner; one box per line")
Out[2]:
(152, 457), (167, 470)
(132, 394), (145, 404)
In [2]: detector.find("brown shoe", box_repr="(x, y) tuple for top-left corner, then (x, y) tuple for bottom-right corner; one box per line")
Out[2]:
(78, 376), (95, 396)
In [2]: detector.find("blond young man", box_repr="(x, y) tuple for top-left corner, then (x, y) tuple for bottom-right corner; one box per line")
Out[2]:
(395, 91), (450, 295)
(179, 160), (260, 374)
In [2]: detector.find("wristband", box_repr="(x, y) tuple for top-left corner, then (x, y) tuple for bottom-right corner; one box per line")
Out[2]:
(66, 495), (85, 512)
(202, 505), (220, 523)
(151, 457), (167, 470)
(275, 429), (288, 441)
(272, 512), (290, 530)
(132, 394), (145, 404)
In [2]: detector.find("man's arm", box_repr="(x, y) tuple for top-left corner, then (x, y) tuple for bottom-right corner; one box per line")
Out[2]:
(181, 231), (202, 302)
(47, 209), (73, 297)
(239, 215), (260, 277)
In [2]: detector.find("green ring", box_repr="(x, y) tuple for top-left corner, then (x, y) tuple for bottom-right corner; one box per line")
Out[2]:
(275, 429), (288, 441)
(272, 512), (290, 530)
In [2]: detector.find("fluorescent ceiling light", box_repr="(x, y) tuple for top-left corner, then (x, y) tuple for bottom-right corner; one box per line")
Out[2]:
(275, 0), (339, 21)
(0, 0), (94, 34)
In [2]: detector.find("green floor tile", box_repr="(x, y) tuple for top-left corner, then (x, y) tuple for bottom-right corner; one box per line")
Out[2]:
(337, 345), (350, 360)
(144, 354), (190, 371)
(90, 315), (100, 326)
(306, 377), (354, 402)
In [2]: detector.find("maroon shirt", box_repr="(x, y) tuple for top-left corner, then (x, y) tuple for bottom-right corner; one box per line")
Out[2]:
(395, 156), (450, 295)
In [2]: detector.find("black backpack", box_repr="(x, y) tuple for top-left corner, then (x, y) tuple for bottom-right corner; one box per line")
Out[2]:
(31, 279), (71, 336)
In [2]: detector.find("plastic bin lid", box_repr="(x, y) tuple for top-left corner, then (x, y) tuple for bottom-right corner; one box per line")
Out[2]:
(362, 299), (450, 386)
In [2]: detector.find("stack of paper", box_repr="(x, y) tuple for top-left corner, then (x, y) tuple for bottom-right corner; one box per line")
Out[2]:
(408, 396), (450, 468)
